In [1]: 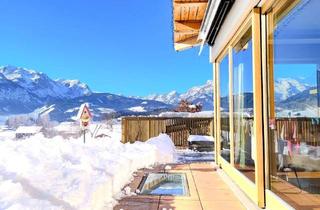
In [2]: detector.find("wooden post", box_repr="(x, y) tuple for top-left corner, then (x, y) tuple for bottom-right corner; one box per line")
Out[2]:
(121, 118), (127, 143)
(83, 129), (86, 144)
(229, 46), (234, 166)
(252, 7), (265, 208)
(148, 119), (151, 139)
(215, 61), (221, 164)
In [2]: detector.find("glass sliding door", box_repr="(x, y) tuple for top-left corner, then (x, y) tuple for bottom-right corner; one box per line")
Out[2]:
(232, 28), (255, 182)
(267, 0), (320, 208)
(219, 54), (230, 162)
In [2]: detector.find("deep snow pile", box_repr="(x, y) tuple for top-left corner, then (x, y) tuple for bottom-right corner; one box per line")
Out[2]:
(0, 133), (176, 210)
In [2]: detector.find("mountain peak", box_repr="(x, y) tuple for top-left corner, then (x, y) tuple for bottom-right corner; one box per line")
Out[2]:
(0, 65), (92, 99)
(56, 79), (92, 96)
(143, 80), (213, 110)
(275, 78), (310, 101)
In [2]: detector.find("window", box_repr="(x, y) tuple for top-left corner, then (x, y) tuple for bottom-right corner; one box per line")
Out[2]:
(219, 54), (230, 162)
(232, 28), (255, 182)
(267, 0), (320, 208)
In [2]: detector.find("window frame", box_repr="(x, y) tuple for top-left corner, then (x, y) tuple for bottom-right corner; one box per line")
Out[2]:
(214, 8), (264, 207)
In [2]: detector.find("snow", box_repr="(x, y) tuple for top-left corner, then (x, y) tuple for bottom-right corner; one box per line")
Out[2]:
(188, 135), (214, 142)
(65, 108), (79, 113)
(276, 107), (319, 118)
(180, 80), (213, 102)
(15, 126), (42, 134)
(159, 111), (213, 118)
(175, 149), (214, 163)
(127, 106), (146, 112)
(54, 122), (80, 133)
(144, 91), (180, 105)
(0, 128), (176, 210)
(143, 81), (213, 107)
(0, 130), (15, 141)
(0, 116), (9, 125)
(275, 78), (309, 101)
(96, 108), (115, 114)
(40, 105), (55, 116)
(0, 65), (92, 100)
(145, 134), (176, 164)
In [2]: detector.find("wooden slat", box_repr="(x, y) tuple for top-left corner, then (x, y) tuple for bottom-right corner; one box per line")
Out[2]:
(174, 21), (201, 32)
(172, 0), (208, 51)
(121, 117), (214, 147)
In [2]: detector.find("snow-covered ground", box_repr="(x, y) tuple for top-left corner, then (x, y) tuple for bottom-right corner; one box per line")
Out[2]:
(159, 111), (213, 118)
(176, 149), (214, 163)
(127, 106), (146, 112)
(0, 122), (176, 210)
(188, 135), (215, 142)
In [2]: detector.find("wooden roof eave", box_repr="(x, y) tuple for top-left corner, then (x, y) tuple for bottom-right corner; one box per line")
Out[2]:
(172, 0), (208, 51)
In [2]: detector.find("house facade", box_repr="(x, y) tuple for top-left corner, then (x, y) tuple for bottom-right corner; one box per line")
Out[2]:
(172, 0), (320, 209)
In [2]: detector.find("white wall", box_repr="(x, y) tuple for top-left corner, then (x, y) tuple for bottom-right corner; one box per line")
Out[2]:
(209, 0), (260, 62)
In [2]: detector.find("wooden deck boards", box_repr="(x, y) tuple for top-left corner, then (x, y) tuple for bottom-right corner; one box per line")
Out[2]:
(113, 163), (246, 210)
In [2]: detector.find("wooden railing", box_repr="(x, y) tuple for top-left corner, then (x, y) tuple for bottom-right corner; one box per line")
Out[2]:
(121, 117), (214, 147)
(122, 116), (320, 147)
(219, 117), (320, 146)
(275, 118), (320, 146)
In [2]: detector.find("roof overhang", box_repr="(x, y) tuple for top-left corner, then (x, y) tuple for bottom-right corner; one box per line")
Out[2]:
(199, 0), (235, 47)
(172, 0), (208, 51)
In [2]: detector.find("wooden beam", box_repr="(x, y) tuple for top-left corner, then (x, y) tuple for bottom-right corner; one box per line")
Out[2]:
(174, 35), (200, 51)
(252, 7), (265, 209)
(174, 2), (207, 9)
(174, 21), (201, 31)
(175, 35), (199, 45)
(174, 0), (207, 4)
(175, 31), (198, 36)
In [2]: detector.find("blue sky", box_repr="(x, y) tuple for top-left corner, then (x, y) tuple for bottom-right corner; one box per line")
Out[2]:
(275, 64), (317, 86)
(0, 0), (212, 96)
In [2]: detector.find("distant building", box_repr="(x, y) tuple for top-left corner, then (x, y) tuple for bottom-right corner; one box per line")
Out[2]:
(54, 122), (81, 138)
(174, 100), (202, 113)
(15, 126), (43, 139)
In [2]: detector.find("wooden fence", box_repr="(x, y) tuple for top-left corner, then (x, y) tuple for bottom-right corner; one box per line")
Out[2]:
(275, 118), (320, 146)
(219, 117), (320, 146)
(122, 116), (320, 147)
(121, 117), (214, 147)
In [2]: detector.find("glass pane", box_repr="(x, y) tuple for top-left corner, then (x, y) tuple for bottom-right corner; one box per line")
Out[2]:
(219, 54), (230, 162)
(233, 30), (255, 183)
(268, 0), (320, 208)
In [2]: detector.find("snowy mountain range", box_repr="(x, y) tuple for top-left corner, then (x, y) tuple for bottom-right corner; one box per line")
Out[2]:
(145, 77), (317, 117)
(0, 65), (317, 122)
(144, 80), (214, 110)
(0, 66), (172, 122)
(274, 78), (310, 102)
(0, 66), (91, 99)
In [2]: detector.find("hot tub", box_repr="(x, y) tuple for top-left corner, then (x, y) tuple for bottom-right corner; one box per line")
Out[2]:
(139, 173), (189, 196)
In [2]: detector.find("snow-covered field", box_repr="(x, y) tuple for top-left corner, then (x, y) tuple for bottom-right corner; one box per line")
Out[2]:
(0, 123), (176, 210)
(158, 111), (213, 118)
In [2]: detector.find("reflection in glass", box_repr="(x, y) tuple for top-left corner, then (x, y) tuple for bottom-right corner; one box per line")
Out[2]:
(233, 31), (255, 182)
(268, 0), (320, 208)
(219, 55), (230, 162)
